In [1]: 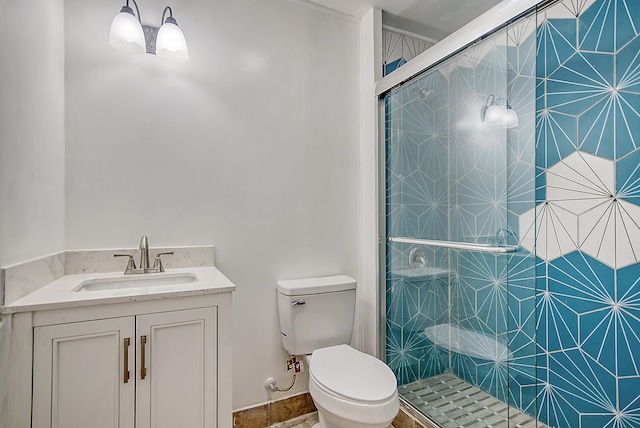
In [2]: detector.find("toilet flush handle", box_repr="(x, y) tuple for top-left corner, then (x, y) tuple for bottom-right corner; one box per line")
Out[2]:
(291, 299), (306, 306)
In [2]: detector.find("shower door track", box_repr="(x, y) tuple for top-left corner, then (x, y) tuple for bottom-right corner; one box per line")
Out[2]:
(388, 237), (518, 254)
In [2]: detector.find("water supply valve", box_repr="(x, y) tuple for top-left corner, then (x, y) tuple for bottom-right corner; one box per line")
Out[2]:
(264, 356), (302, 393)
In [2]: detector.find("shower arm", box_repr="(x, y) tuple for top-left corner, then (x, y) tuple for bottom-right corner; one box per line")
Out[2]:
(388, 237), (518, 254)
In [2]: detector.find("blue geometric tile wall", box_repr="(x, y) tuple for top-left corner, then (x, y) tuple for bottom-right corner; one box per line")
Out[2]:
(526, 0), (640, 426)
(386, 0), (640, 426)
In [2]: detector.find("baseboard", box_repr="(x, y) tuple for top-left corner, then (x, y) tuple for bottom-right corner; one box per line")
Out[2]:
(233, 392), (316, 427)
(233, 391), (436, 428)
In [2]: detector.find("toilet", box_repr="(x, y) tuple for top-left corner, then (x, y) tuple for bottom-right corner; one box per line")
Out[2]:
(276, 275), (399, 428)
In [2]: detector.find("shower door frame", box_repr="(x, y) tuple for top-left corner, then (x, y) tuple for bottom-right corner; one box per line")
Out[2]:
(374, 0), (546, 423)
(377, 96), (389, 361)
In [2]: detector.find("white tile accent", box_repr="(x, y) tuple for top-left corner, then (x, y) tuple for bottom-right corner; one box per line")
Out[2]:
(579, 200), (640, 268)
(546, 151), (614, 215)
(518, 205), (537, 252)
(615, 201), (640, 268)
(544, 203), (579, 261)
(519, 202), (579, 261)
(519, 151), (640, 268)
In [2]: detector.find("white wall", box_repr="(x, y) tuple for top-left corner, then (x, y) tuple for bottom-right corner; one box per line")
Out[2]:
(0, 0), (65, 268)
(63, 0), (360, 409)
(0, 1), (65, 426)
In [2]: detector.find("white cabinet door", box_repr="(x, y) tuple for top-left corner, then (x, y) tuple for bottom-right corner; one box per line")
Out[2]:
(33, 317), (136, 428)
(135, 307), (217, 428)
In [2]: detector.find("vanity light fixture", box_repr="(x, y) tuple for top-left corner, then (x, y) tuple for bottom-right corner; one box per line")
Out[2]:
(110, 0), (189, 63)
(109, 0), (146, 54)
(155, 7), (189, 62)
(480, 95), (518, 128)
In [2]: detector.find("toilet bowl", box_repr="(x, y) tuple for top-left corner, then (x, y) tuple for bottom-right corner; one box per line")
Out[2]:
(307, 345), (398, 428)
(276, 275), (399, 428)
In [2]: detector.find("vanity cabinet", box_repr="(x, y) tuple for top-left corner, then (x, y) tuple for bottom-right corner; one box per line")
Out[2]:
(33, 317), (135, 428)
(32, 306), (219, 428)
(136, 308), (216, 428)
(3, 266), (233, 428)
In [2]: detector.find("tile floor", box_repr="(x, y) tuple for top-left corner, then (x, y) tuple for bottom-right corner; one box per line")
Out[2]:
(271, 412), (395, 428)
(270, 412), (318, 428)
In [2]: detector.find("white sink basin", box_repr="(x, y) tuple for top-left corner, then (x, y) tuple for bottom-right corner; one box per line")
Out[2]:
(75, 273), (198, 292)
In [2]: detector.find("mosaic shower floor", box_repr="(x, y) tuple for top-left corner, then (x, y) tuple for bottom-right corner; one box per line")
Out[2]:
(398, 373), (548, 428)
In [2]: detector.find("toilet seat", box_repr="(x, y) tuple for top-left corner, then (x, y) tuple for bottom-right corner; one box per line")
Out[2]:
(310, 344), (397, 404)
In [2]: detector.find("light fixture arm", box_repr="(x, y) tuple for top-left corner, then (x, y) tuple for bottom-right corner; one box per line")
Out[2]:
(494, 97), (512, 109)
(161, 6), (176, 25)
(484, 95), (495, 109)
(125, 0), (142, 23)
(481, 95), (512, 120)
(488, 96), (510, 108)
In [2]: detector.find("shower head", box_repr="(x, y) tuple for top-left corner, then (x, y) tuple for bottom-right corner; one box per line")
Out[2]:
(413, 87), (433, 100)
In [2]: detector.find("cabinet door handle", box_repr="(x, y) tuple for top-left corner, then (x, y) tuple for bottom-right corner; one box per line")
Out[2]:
(123, 337), (130, 383)
(140, 335), (147, 380)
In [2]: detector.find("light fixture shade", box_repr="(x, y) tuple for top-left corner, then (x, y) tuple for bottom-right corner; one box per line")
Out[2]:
(484, 104), (505, 127)
(503, 107), (519, 128)
(109, 9), (145, 54)
(483, 103), (519, 129)
(156, 20), (189, 63)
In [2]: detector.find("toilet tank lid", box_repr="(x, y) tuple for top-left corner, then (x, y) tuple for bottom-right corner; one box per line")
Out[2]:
(277, 275), (356, 296)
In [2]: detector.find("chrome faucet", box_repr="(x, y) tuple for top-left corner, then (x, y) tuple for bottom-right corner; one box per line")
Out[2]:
(114, 235), (173, 274)
(139, 235), (150, 270)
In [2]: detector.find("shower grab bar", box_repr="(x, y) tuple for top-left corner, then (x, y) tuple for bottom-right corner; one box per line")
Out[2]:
(388, 237), (518, 254)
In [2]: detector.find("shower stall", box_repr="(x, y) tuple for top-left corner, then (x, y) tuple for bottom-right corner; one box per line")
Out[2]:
(381, 9), (541, 427)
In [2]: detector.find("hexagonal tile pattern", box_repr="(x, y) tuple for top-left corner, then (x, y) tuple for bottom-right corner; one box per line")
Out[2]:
(520, 150), (640, 268)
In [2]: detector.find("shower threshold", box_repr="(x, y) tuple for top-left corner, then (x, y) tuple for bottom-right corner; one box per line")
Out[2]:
(398, 373), (547, 428)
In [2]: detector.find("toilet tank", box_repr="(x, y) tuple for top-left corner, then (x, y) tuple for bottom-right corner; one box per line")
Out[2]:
(276, 275), (356, 356)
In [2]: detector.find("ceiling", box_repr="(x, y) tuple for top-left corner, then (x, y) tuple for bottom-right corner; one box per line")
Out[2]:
(307, 0), (503, 41)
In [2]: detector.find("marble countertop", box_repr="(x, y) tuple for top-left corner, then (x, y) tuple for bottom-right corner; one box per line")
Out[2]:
(2, 267), (235, 314)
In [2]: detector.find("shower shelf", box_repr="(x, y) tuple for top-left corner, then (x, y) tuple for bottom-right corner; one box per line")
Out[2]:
(389, 267), (451, 281)
(389, 237), (518, 254)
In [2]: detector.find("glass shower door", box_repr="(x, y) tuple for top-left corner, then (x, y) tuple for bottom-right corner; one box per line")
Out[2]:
(383, 21), (539, 427)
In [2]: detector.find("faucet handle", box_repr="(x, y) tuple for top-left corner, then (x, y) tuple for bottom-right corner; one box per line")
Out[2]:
(114, 254), (136, 273)
(152, 252), (174, 273)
